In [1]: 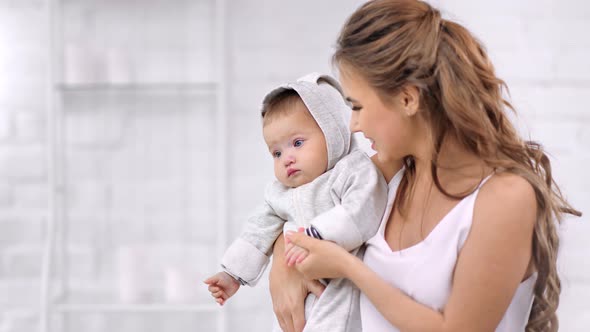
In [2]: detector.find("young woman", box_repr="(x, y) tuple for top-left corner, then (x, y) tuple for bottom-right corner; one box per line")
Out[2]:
(269, 1), (581, 331)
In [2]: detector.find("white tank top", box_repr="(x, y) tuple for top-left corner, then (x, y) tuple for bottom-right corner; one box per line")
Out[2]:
(360, 170), (536, 331)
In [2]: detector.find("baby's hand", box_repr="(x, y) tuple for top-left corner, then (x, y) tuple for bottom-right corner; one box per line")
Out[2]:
(284, 227), (310, 266)
(204, 272), (240, 306)
(285, 243), (310, 267)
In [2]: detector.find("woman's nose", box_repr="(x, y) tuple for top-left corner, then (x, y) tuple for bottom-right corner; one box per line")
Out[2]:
(349, 113), (360, 133)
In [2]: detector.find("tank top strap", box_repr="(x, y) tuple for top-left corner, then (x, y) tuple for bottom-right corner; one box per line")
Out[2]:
(462, 171), (495, 218)
(476, 170), (495, 190)
(453, 170), (496, 246)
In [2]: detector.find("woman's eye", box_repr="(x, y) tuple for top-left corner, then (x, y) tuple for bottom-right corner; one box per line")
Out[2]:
(273, 151), (281, 158)
(294, 139), (304, 147)
(351, 105), (362, 111)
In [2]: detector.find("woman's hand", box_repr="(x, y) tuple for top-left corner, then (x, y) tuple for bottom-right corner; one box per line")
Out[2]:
(269, 233), (325, 332)
(285, 231), (355, 280)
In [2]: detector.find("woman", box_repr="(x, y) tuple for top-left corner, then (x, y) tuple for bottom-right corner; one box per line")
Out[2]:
(269, 0), (581, 331)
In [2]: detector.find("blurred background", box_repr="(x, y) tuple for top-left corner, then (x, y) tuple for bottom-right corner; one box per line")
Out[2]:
(0, 0), (588, 331)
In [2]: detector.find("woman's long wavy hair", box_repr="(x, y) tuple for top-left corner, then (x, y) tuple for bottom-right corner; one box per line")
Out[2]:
(333, 1), (581, 331)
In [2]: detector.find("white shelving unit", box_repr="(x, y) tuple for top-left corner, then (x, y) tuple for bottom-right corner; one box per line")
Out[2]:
(41, 0), (228, 331)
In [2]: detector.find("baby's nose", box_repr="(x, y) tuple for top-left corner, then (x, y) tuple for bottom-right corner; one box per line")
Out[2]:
(283, 154), (295, 166)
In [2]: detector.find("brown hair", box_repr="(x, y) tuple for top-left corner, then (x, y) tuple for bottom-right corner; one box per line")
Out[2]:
(261, 89), (304, 126)
(333, 1), (581, 331)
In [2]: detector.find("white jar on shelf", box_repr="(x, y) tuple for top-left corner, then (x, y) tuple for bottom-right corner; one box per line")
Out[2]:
(164, 265), (201, 303)
(106, 47), (133, 84)
(64, 43), (104, 85)
(115, 245), (152, 303)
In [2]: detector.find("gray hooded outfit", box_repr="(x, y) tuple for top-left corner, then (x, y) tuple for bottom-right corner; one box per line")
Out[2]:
(220, 73), (388, 331)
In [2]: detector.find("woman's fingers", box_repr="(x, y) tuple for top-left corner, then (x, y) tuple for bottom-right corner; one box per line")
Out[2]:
(292, 305), (306, 332)
(306, 279), (326, 298)
(272, 286), (307, 332)
(274, 307), (294, 332)
(269, 233), (308, 332)
(276, 316), (287, 332)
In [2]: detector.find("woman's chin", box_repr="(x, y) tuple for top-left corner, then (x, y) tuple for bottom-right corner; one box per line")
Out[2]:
(376, 152), (403, 167)
(376, 152), (389, 163)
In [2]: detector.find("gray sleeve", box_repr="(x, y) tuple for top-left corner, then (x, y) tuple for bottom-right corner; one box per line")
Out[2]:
(310, 158), (388, 251)
(220, 189), (285, 286)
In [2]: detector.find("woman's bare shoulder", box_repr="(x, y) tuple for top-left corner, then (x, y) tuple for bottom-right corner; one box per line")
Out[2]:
(475, 171), (537, 232)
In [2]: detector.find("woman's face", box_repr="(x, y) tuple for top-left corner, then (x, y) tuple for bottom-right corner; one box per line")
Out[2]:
(339, 66), (420, 165)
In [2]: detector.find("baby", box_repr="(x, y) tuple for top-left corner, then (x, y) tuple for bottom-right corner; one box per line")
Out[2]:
(205, 73), (388, 331)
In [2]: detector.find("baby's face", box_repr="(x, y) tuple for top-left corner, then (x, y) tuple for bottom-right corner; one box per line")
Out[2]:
(262, 106), (328, 188)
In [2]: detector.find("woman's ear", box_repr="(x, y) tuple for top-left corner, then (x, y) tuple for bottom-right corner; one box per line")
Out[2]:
(401, 85), (420, 117)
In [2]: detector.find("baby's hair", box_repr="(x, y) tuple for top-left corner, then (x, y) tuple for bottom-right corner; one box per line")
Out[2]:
(261, 89), (305, 126)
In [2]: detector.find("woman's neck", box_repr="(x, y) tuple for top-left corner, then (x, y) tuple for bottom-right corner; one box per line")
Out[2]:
(412, 134), (490, 192)
(371, 154), (404, 183)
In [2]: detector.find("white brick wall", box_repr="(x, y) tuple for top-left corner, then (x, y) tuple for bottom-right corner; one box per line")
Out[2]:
(0, 0), (588, 331)
(0, 1), (48, 331)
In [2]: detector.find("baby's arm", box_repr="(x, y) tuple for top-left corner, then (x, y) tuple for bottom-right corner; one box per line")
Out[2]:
(283, 155), (389, 266)
(304, 153), (389, 252)
(220, 183), (287, 286)
(204, 272), (240, 306)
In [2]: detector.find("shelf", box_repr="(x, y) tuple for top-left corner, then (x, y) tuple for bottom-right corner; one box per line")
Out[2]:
(55, 82), (217, 94)
(44, 0), (228, 330)
(53, 303), (219, 313)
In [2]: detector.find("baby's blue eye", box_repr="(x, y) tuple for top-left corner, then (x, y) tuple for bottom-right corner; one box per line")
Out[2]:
(273, 151), (281, 158)
(294, 139), (304, 147)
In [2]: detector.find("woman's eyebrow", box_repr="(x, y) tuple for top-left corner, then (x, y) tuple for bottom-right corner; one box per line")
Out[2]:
(345, 97), (359, 103)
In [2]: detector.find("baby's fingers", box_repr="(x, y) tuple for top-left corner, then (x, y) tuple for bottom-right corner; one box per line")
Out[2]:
(284, 242), (295, 255)
(295, 250), (309, 264)
(287, 246), (307, 266)
(285, 245), (303, 266)
(211, 289), (225, 299)
(284, 243), (297, 261)
(211, 289), (230, 305)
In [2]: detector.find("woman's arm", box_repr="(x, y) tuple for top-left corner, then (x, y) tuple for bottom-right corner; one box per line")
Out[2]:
(287, 173), (537, 332)
(269, 233), (325, 332)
